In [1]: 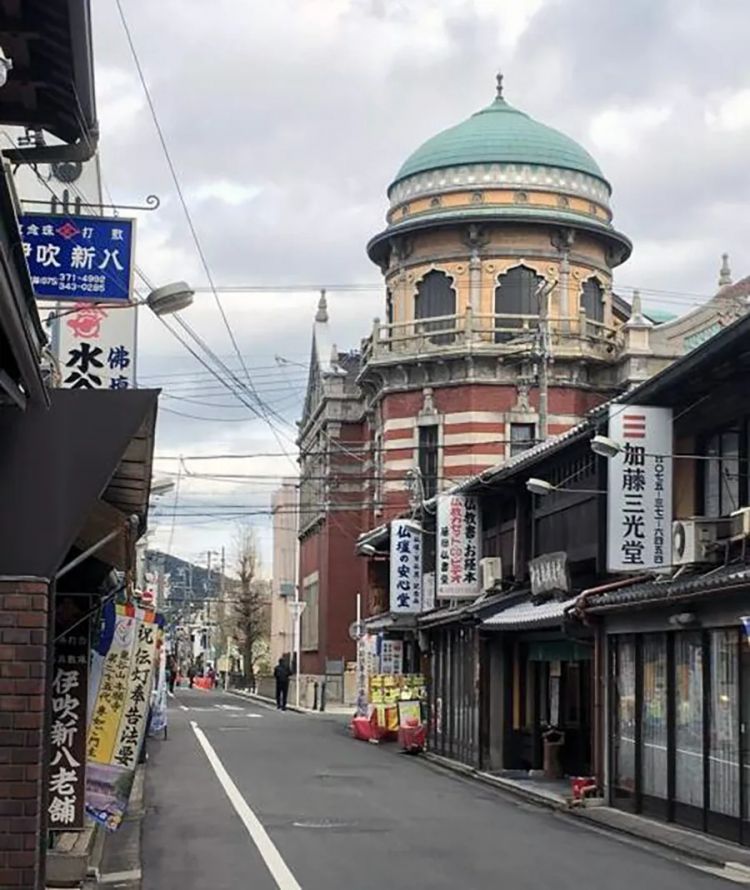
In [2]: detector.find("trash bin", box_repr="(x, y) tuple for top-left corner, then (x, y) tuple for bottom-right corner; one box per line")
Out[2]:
(542, 728), (565, 779)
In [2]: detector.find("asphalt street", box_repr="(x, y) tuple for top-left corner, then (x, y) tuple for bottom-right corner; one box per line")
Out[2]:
(142, 687), (731, 890)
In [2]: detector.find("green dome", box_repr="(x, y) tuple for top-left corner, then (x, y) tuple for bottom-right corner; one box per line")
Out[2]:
(392, 94), (607, 189)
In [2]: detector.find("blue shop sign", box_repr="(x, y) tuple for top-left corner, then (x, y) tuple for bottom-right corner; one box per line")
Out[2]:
(19, 213), (135, 302)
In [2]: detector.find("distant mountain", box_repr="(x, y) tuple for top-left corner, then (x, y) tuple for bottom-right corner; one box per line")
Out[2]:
(146, 550), (230, 603)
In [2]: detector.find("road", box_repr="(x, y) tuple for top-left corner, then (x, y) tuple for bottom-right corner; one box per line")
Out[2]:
(142, 687), (729, 890)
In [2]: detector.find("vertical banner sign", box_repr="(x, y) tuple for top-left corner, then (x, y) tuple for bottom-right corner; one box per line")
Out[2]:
(19, 213), (135, 302)
(148, 638), (168, 737)
(86, 604), (160, 831)
(390, 520), (423, 613)
(437, 495), (482, 599)
(355, 633), (370, 717)
(380, 639), (404, 675)
(607, 405), (673, 572)
(422, 572), (436, 612)
(57, 303), (137, 389)
(48, 618), (89, 830)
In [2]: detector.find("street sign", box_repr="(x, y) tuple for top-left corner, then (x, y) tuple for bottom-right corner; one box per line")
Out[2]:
(19, 213), (135, 303)
(287, 601), (306, 622)
(349, 620), (366, 641)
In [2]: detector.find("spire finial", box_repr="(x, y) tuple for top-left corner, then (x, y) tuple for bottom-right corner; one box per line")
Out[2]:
(315, 288), (328, 323)
(719, 253), (732, 288)
(631, 288), (643, 316)
(496, 71), (504, 100)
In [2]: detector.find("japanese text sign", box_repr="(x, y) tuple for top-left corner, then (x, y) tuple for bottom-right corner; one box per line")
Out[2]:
(48, 617), (89, 830)
(19, 213), (134, 303)
(437, 495), (482, 599)
(529, 552), (570, 599)
(56, 303), (136, 390)
(389, 520), (423, 613)
(380, 639), (404, 675)
(606, 405), (673, 572)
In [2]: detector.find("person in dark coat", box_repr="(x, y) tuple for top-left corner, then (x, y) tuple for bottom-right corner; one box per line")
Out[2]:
(274, 657), (292, 710)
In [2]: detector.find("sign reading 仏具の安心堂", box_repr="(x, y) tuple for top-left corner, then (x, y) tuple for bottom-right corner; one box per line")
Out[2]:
(389, 519), (423, 613)
(56, 303), (136, 390)
(20, 213), (134, 303)
(606, 404), (673, 572)
(437, 495), (481, 599)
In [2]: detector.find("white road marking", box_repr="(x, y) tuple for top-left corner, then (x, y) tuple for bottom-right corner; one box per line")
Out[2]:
(98, 868), (142, 883)
(216, 704), (243, 711)
(692, 863), (750, 884)
(179, 705), (189, 712)
(248, 713), (262, 719)
(191, 721), (301, 890)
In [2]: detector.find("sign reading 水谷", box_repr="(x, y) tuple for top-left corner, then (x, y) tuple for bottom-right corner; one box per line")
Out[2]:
(389, 519), (422, 613)
(437, 495), (481, 599)
(606, 404), (673, 572)
(20, 213), (134, 303)
(56, 303), (136, 390)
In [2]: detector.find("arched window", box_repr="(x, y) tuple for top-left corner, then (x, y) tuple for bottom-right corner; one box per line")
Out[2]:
(494, 265), (543, 343)
(415, 271), (456, 345)
(385, 289), (394, 326)
(581, 278), (604, 323)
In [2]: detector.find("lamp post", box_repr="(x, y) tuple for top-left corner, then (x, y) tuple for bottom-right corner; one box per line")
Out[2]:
(45, 280), (195, 323)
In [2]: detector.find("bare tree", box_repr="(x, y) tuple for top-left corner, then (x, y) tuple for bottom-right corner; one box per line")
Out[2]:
(231, 525), (270, 689)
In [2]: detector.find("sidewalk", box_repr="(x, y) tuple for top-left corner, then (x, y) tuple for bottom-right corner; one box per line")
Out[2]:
(422, 751), (750, 874)
(229, 686), (353, 718)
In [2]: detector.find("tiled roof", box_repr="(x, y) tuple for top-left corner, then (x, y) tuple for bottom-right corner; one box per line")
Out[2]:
(582, 564), (750, 612)
(483, 595), (578, 629)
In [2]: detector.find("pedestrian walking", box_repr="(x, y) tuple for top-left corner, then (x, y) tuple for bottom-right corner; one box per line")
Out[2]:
(167, 655), (177, 694)
(274, 657), (291, 710)
(188, 664), (196, 689)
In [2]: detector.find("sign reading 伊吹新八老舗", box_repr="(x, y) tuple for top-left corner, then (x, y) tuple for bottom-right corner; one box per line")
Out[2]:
(606, 404), (673, 572)
(437, 495), (481, 599)
(48, 614), (89, 830)
(389, 519), (423, 613)
(20, 213), (134, 303)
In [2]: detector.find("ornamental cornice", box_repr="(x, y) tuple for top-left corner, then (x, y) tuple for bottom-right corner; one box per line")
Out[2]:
(389, 162), (611, 209)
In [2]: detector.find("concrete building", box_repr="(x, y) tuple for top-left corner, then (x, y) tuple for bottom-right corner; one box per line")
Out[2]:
(270, 480), (298, 666)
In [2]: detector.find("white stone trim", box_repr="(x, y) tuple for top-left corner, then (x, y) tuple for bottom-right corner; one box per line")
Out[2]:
(389, 162), (611, 209)
(442, 411), (506, 425)
(442, 431), (505, 446)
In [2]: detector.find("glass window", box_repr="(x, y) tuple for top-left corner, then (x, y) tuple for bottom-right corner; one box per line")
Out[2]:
(703, 429), (741, 517)
(581, 278), (604, 323)
(709, 629), (739, 817)
(494, 265), (543, 343)
(415, 271), (455, 345)
(675, 633), (704, 809)
(613, 636), (636, 796)
(419, 424), (439, 500)
(641, 634), (668, 800)
(300, 578), (319, 651)
(510, 423), (536, 457)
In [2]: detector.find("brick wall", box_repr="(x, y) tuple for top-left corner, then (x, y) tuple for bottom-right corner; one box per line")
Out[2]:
(0, 579), (50, 890)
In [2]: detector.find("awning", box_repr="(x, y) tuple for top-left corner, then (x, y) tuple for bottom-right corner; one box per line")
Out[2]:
(363, 613), (418, 633)
(0, 389), (158, 577)
(482, 595), (578, 631)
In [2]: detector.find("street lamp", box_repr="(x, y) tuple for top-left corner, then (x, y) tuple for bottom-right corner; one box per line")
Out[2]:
(45, 280), (194, 323)
(590, 435), (622, 459)
(525, 477), (606, 497)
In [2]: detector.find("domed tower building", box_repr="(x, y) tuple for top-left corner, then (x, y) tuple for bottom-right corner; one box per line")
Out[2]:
(360, 75), (633, 516)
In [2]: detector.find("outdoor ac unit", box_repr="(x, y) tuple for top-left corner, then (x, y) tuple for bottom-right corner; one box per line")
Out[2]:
(480, 557), (502, 591)
(730, 507), (750, 539)
(672, 518), (729, 566)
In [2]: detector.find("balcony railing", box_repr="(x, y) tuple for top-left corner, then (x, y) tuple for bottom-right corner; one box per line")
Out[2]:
(360, 308), (621, 364)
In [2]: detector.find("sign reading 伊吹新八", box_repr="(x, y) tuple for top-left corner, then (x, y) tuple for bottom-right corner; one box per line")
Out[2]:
(389, 519), (423, 613)
(606, 404), (673, 572)
(437, 495), (481, 599)
(19, 213), (135, 303)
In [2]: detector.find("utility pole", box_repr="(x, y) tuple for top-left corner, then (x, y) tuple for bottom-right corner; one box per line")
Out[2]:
(220, 546), (228, 690)
(535, 279), (558, 442)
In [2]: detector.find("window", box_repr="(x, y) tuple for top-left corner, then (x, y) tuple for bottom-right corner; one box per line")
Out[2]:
(709, 629), (740, 817)
(581, 278), (604, 323)
(641, 634), (668, 800)
(703, 428), (740, 517)
(415, 271), (455, 345)
(386, 289), (394, 326)
(510, 423), (535, 457)
(419, 424), (439, 499)
(300, 576), (319, 651)
(494, 265), (543, 343)
(675, 633), (704, 809)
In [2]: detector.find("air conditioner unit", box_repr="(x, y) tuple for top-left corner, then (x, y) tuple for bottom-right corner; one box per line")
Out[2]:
(672, 518), (730, 566)
(480, 557), (502, 591)
(730, 507), (750, 540)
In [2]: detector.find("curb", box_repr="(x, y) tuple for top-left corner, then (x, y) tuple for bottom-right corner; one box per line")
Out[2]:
(228, 688), (306, 713)
(419, 752), (744, 870)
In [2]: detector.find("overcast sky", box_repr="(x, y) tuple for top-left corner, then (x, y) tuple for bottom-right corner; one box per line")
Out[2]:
(85, 0), (750, 574)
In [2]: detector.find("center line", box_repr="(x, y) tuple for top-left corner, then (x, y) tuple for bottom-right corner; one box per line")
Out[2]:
(190, 721), (301, 890)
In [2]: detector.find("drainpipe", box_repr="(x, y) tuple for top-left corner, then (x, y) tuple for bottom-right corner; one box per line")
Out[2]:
(565, 574), (652, 793)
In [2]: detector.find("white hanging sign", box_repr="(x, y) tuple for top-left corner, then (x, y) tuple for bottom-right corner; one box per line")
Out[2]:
(390, 520), (423, 613)
(607, 404), (673, 572)
(56, 303), (137, 390)
(437, 495), (481, 599)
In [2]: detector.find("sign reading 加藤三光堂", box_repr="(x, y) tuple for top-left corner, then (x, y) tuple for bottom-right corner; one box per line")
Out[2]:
(437, 495), (481, 599)
(56, 303), (136, 390)
(606, 404), (673, 572)
(19, 214), (134, 303)
(48, 613), (89, 830)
